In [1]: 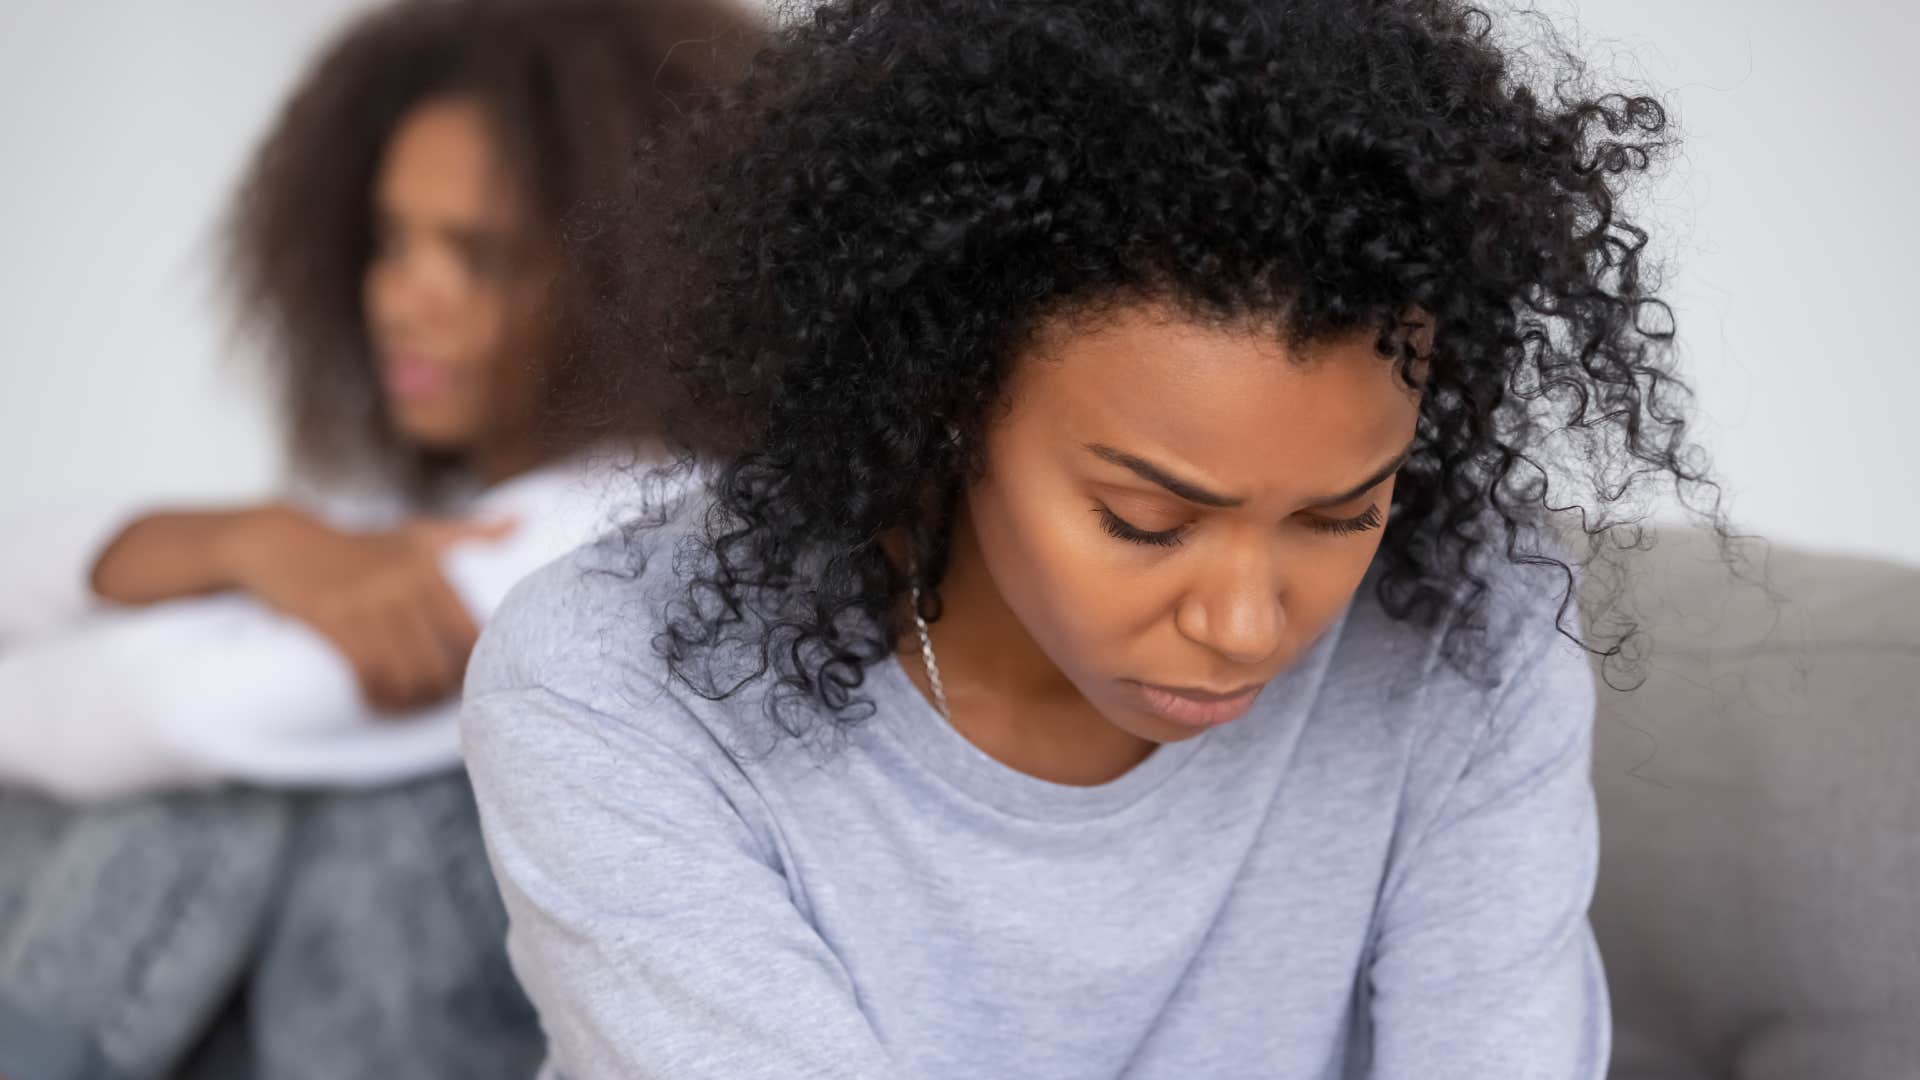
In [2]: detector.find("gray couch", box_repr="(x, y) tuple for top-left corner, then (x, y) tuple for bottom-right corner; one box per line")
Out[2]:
(1586, 525), (1920, 1079)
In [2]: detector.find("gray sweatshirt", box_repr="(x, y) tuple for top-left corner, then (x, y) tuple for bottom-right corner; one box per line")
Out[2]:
(462, 519), (1609, 1080)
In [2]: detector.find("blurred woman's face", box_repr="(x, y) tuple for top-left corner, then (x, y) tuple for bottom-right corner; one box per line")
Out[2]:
(948, 300), (1424, 754)
(363, 96), (550, 470)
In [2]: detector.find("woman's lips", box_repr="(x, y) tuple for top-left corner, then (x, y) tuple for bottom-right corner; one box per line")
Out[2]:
(382, 356), (455, 403)
(1131, 679), (1266, 729)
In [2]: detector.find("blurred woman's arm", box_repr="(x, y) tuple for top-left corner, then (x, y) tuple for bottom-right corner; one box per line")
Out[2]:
(6, 496), (505, 710)
(0, 596), (464, 801)
(0, 465), (623, 800)
(85, 506), (271, 606)
(0, 495), (407, 642)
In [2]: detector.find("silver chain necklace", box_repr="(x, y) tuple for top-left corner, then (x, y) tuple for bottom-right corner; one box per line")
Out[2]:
(907, 576), (952, 722)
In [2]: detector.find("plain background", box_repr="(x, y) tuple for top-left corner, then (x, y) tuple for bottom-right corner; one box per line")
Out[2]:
(1, 0), (1913, 565)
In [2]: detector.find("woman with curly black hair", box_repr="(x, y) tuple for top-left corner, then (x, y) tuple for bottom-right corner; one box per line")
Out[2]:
(464, 0), (1728, 1075)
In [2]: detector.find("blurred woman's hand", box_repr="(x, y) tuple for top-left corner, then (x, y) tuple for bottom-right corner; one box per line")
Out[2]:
(91, 505), (514, 711)
(225, 506), (513, 711)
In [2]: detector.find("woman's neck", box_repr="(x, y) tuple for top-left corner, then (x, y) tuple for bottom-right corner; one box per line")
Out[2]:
(472, 432), (549, 487)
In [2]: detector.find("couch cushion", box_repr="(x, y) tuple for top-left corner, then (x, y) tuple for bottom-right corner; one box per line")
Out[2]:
(1581, 525), (1920, 1077)
(1731, 1018), (1920, 1080)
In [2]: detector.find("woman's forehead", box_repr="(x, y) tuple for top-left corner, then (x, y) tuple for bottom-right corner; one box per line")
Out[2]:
(376, 98), (525, 230)
(996, 300), (1420, 500)
(1012, 302), (1413, 430)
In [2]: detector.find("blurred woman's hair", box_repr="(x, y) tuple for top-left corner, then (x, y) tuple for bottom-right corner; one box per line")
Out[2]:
(227, 0), (760, 493)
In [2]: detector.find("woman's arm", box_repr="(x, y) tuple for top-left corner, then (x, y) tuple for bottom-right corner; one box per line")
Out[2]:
(92, 504), (508, 712)
(0, 497), (422, 642)
(0, 595), (461, 801)
(0, 501), (348, 638)
(0, 478), (409, 646)
(463, 675), (898, 1079)
(2, 492), (499, 705)
(0, 472), (612, 800)
(1363, 622), (1610, 1078)
(85, 505), (273, 606)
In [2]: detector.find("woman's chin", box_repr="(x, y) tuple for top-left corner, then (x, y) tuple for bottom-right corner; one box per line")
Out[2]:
(387, 408), (481, 455)
(1095, 702), (1217, 747)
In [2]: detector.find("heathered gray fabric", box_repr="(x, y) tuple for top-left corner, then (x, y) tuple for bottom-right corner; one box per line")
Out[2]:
(462, 520), (1609, 1080)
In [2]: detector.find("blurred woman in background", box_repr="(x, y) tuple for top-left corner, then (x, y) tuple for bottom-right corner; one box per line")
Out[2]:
(0, 1), (754, 1076)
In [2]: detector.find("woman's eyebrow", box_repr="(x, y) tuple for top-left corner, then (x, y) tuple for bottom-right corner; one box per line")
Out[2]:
(1083, 443), (1242, 507)
(1304, 442), (1414, 508)
(1083, 439), (1415, 509)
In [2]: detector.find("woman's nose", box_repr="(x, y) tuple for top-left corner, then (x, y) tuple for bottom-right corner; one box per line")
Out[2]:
(1173, 560), (1284, 666)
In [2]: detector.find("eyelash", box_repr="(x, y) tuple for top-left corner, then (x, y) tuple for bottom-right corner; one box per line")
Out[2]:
(1095, 503), (1384, 548)
(1308, 503), (1384, 536)
(1097, 507), (1186, 548)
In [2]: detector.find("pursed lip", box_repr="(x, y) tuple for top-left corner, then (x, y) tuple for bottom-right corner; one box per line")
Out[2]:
(379, 351), (457, 402)
(1127, 678), (1268, 729)
(1140, 680), (1265, 702)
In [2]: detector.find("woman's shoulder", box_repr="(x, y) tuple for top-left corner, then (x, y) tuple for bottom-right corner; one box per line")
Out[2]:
(457, 494), (775, 794)
(1273, 528), (1601, 882)
(1331, 523), (1593, 737)
(464, 495), (697, 705)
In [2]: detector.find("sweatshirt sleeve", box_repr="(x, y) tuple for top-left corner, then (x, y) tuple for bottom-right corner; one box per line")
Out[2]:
(460, 580), (898, 1080)
(0, 502), (153, 646)
(0, 595), (469, 801)
(1363, 618), (1610, 1079)
(0, 480), (387, 649)
(0, 466), (624, 800)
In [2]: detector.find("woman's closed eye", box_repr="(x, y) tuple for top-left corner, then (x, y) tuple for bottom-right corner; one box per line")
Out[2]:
(1095, 505), (1188, 548)
(1304, 502), (1383, 536)
(1096, 500), (1386, 548)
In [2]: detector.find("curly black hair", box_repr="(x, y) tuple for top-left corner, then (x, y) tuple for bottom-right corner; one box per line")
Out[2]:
(226, 0), (760, 495)
(589, 0), (1741, 732)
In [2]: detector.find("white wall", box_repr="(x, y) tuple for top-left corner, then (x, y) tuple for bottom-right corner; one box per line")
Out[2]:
(1, 0), (1913, 564)
(1560, 0), (1920, 565)
(0, 0), (371, 510)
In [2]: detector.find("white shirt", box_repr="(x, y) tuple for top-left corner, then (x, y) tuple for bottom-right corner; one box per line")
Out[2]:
(0, 450), (665, 801)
